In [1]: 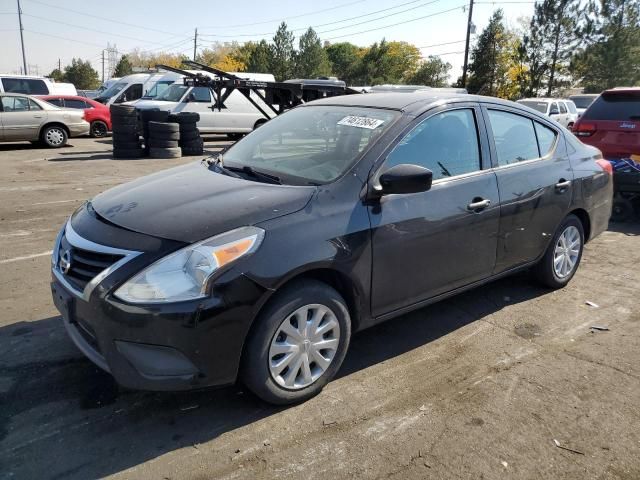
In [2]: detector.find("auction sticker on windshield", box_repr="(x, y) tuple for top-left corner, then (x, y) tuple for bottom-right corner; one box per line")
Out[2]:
(337, 116), (385, 129)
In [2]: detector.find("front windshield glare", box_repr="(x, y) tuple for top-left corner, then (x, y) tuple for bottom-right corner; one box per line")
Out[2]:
(157, 84), (189, 102)
(99, 82), (127, 99)
(222, 106), (399, 184)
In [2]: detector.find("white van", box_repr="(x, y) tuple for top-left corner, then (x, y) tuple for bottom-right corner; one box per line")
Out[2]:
(135, 72), (276, 135)
(94, 73), (165, 106)
(0, 75), (78, 96)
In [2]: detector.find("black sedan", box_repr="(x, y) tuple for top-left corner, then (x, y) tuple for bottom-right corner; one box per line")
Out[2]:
(51, 93), (613, 404)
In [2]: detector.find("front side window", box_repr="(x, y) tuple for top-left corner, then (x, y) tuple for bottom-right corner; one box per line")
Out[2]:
(188, 87), (212, 103)
(559, 102), (567, 114)
(118, 84), (143, 102)
(223, 106), (399, 184)
(385, 108), (481, 180)
(488, 109), (539, 166)
(156, 84), (189, 102)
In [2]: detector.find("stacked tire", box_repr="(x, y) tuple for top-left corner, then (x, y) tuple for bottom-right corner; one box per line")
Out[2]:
(139, 109), (170, 154)
(147, 121), (181, 159)
(170, 112), (204, 156)
(110, 105), (144, 159)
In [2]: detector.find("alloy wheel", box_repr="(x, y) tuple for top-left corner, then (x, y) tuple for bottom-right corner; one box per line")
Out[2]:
(268, 304), (340, 390)
(553, 225), (581, 278)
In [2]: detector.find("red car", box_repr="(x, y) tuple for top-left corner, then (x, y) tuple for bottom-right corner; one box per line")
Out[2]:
(38, 95), (111, 137)
(572, 88), (640, 159)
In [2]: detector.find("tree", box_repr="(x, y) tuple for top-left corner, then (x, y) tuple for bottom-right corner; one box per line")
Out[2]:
(520, 12), (548, 96)
(467, 10), (511, 96)
(406, 56), (451, 86)
(357, 39), (421, 85)
(325, 42), (362, 84)
(63, 58), (100, 89)
(128, 49), (186, 69)
(48, 68), (64, 82)
(114, 55), (133, 77)
(270, 22), (295, 81)
(295, 28), (331, 78)
(247, 40), (272, 73)
(571, 0), (640, 92)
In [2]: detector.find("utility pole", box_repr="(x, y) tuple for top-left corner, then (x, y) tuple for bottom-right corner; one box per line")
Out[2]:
(102, 50), (105, 83)
(58, 58), (61, 72)
(16, 0), (28, 75)
(461, 0), (474, 88)
(193, 28), (198, 61)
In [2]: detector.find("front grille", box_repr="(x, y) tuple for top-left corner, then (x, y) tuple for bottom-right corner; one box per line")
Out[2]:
(59, 233), (124, 292)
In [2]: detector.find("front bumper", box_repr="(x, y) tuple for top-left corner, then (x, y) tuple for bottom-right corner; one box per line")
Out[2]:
(50, 219), (268, 391)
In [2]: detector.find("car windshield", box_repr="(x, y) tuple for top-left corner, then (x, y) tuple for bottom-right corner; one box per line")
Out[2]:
(99, 81), (127, 99)
(570, 95), (597, 109)
(582, 94), (640, 121)
(144, 80), (176, 98)
(156, 84), (189, 102)
(222, 105), (399, 185)
(518, 100), (548, 113)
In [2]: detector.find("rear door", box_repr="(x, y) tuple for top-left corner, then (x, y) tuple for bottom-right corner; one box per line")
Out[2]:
(579, 91), (640, 159)
(483, 105), (572, 273)
(0, 96), (46, 140)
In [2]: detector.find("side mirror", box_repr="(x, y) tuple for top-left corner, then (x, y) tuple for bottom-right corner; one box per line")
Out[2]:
(377, 164), (433, 195)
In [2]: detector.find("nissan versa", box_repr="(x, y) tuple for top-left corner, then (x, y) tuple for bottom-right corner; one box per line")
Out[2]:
(51, 93), (613, 404)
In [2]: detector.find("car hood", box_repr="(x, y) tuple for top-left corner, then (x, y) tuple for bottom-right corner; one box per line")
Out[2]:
(132, 100), (176, 110)
(91, 162), (315, 243)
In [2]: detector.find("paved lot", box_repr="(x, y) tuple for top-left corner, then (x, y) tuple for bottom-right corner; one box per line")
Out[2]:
(0, 137), (639, 480)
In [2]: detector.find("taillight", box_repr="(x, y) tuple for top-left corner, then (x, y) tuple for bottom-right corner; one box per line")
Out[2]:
(574, 122), (596, 137)
(595, 159), (613, 175)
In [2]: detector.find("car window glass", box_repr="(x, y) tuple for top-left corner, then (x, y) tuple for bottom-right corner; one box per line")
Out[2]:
(1, 97), (15, 111)
(1, 78), (48, 94)
(534, 122), (557, 156)
(566, 101), (578, 114)
(47, 98), (63, 107)
(559, 102), (567, 114)
(550, 102), (559, 114)
(65, 99), (88, 109)
(28, 99), (42, 111)
(7, 97), (30, 112)
(189, 87), (212, 102)
(582, 94), (640, 120)
(488, 109), (539, 165)
(385, 108), (481, 180)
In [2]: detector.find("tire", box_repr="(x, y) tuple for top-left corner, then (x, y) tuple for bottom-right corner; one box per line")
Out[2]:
(149, 121), (179, 134)
(139, 110), (169, 123)
(168, 112), (200, 124)
(241, 280), (351, 405)
(90, 120), (109, 138)
(149, 147), (182, 159)
(533, 214), (584, 289)
(254, 119), (268, 129)
(112, 132), (139, 143)
(113, 140), (141, 150)
(182, 147), (204, 156)
(227, 133), (244, 141)
(111, 116), (138, 127)
(41, 125), (68, 148)
(110, 104), (136, 116)
(148, 139), (179, 148)
(610, 196), (633, 222)
(180, 137), (203, 149)
(113, 148), (144, 159)
(149, 131), (180, 141)
(179, 129), (200, 141)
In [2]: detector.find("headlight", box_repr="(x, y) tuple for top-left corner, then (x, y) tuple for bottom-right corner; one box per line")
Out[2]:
(114, 226), (264, 303)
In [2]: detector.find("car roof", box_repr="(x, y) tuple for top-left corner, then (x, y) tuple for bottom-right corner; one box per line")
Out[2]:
(603, 87), (640, 96)
(0, 92), (36, 97)
(308, 92), (526, 115)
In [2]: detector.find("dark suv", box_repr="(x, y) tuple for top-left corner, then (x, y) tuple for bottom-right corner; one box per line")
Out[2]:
(51, 93), (613, 404)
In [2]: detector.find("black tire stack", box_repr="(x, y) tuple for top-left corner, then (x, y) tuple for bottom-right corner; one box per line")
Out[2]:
(170, 112), (204, 156)
(139, 109), (170, 155)
(110, 105), (144, 159)
(147, 121), (182, 159)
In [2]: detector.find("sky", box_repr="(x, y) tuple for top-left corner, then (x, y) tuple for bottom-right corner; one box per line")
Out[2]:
(0, 0), (536, 84)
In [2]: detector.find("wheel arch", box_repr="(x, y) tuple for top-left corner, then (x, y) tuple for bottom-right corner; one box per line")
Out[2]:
(39, 122), (69, 139)
(569, 208), (591, 242)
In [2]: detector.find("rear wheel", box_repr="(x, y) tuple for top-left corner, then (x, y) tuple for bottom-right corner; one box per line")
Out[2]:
(90, 120), (108, 138)
(241, 280), (351, 405)
(533, 214), (584, 289)
(41, 125), (68, 148)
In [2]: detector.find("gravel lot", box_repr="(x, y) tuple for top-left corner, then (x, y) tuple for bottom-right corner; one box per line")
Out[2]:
(0, 137), (639, 480)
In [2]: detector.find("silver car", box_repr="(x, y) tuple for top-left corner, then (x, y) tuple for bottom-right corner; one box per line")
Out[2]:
(0, 93), (89, 147)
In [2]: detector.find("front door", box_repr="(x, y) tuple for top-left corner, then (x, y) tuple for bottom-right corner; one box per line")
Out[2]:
(482, 106), (573, 273)
(0, 96), (46, 140)
(176, 86), (215, 132)
(369, 104), (500, 318)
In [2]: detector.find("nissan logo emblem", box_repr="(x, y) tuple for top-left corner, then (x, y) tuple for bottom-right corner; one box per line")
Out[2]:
(59, 249), (72, 275)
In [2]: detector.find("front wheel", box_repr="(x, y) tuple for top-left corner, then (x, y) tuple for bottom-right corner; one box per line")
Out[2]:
(41, 125), (68, 148)
(241, 280), (351, 405)
(533, 214), (584, 289)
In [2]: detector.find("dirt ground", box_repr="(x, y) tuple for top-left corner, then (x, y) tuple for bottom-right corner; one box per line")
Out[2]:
(0, 137), (639, 480)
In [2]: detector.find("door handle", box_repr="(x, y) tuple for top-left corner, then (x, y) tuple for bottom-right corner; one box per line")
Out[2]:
(467, 198), (491, 211)
(33, 115), (43, 118)
(555, 179), (571, 189)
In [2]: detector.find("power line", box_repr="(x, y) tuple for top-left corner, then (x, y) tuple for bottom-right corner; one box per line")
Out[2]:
(23, 29), (105, 48)
(418, 39), (466, 48)
(325, 4), (466, 40)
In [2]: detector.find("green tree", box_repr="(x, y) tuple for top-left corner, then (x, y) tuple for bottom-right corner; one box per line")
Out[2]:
(295, 28), (331, 78)
(48, 68), (64, 82)
(357, 39), (421, 84)
(406, 56), (451, 86)
(467, 10), (510, 96)
(63, 58), (100, 89)
(270, 22), (295, 81)
(247, 40), (272, 73)
(520, 11), (548, 96)
(114, 55), (133, 77)
(571, 0), (640, 91)
(325, 42), (362, 84)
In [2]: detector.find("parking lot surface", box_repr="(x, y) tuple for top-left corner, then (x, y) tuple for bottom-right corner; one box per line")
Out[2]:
(1, 137), (639, 480)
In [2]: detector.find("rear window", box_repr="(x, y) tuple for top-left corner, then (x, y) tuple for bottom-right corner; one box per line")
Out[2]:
(518, 100), (548, 114)
(582, 94), (640, 121)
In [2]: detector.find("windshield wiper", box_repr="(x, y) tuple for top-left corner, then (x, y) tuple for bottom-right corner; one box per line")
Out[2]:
(224, 165), (282, 184)
(204, 154), (242, 178)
